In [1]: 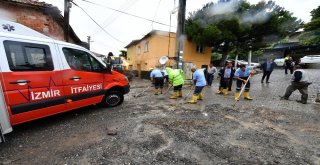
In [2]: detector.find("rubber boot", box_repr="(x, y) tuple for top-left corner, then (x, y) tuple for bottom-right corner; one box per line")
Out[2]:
(297, 94), (308, 104)
(316, 92), (320, 103)
(224, 88), (229, 95)
(198, 93), (204, 100)
(235, 92), (240, 101)
(177, 90), (183, 97)
(217, 87), (224, 94)
(188, 95), (198, 104)
(244, 91), (253, 100)
(154, 89), (159, 95)
(170, 92), (178, 99)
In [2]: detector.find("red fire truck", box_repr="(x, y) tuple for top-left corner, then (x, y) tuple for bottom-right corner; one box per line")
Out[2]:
(0, 20), (130, 142)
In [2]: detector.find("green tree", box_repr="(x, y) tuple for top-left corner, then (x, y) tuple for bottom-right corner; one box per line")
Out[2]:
(185, 0), (303, 66)
(300, 6), (320, 46)
(119, 50), (127, 59)
(211, 52), (222, 60)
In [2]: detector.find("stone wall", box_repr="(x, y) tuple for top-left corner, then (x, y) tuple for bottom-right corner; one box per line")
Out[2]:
(0, 3), (77, 44)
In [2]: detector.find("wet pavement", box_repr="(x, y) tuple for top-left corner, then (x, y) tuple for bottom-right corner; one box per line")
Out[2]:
(0, 69), (319, 164)
(130, 68), (320, 111)
(204, 69), (320, 112)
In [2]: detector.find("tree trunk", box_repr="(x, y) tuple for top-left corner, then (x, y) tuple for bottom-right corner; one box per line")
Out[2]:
(219, 51), (229, 67)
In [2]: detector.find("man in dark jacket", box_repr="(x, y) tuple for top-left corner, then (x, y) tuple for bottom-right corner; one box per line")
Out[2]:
(217, 61), (235, 95)
(261, 59), (276, 83)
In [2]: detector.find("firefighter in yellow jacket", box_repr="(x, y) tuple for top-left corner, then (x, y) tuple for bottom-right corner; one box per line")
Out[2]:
(165, 67), (184, 99)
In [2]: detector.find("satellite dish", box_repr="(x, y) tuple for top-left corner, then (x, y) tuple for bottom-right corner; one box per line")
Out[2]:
(159, 56), (169, 65)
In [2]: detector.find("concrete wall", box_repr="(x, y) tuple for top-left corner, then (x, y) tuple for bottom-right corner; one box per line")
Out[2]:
(134, 33), (176, 71)
(127, 31), (211, 77)
(127, 45), (137, 70)
(183, 41), (211, 68)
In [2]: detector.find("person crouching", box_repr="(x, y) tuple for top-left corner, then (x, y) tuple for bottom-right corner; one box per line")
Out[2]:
(150, 66), (164, 95)
(165, 67), (185, 99)
(188, 67), (207, 104)
(280, 65), (312, 104)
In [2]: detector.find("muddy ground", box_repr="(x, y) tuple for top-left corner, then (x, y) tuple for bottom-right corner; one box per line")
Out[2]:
(1, 78), (320, 164)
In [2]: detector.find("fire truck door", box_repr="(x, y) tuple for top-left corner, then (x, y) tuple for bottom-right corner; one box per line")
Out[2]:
(1, 40), (65, 125)
(59, 47), (105, 110)
(0, 70), (12, 143)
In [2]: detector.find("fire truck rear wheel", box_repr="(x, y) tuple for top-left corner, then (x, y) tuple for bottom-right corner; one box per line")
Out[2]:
(101, 91), (124, 107)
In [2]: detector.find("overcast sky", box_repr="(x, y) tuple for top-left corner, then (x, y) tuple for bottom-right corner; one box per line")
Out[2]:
(42, 0), (319, 55)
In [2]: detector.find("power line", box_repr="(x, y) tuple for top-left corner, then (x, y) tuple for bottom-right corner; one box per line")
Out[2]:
(80, 0), (173, 27)
(150, 0), (163, 30)
(71, 1), (125, 44)
(91, 0), (140, 36)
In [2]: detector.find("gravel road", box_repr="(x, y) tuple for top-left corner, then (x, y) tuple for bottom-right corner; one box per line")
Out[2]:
(1, 71), (320, 164)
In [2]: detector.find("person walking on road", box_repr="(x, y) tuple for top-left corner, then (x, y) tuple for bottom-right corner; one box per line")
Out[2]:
(261, 59), (276, 83)
(217, 61), (235, 95)
(206, 63), (217, 87)
(284, 56), (294, 75)
(165, 67), (185, 99)
(234, 65), (256, 101)
(188, 67), (207, 104)
(280, 65), (312, 104)
(150, 66), (164, 95)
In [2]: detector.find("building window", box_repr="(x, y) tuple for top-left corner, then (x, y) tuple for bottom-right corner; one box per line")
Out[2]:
(4, 40), (54, 71)
(144, 41), (149, 52)
(196, 45), (204, 53)
(137, 46), (141, 55)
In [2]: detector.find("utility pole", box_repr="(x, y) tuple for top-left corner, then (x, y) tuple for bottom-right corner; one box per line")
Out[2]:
(87, 36), (91, 50)
(175, 0), (186, 69)
(248, 38), (255, 66)
(64, 0), (72, 42)
(248, 45), (252, 66)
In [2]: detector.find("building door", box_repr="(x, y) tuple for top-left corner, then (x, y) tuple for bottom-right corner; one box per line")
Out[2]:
(137, 64), (141, 78)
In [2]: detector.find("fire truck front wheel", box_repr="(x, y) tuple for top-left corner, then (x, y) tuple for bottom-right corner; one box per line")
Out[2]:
(101, 91), (124, 107)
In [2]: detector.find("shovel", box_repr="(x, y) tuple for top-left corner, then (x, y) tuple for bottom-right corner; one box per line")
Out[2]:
(170, 85), (195, 110)
(134, 85), (152, 97)
(184, 85), (194, 100)
(162, 84), (172, 95)
(233, 74), (252, 106)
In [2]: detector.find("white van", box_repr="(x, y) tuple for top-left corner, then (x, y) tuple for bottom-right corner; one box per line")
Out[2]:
(0, 20), (130, 141)
(300, 55), (320, 64)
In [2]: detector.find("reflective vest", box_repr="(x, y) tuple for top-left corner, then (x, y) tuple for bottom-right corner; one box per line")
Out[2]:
(165, 67), (184, 86)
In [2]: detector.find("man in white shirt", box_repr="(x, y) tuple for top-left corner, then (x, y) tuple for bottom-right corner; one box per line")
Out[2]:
(206, 64), (217, 87)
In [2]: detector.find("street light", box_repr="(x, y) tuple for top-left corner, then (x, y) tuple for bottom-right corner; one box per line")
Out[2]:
(248, 38), (255, 66)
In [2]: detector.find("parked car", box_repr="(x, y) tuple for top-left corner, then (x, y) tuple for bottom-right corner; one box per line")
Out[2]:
(300, 55), (320, 64)
(112, 64), (135, 81)
(237, 60), (261, 68)
(226, 59), (241, 68)
(274, 58), (285, 66)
